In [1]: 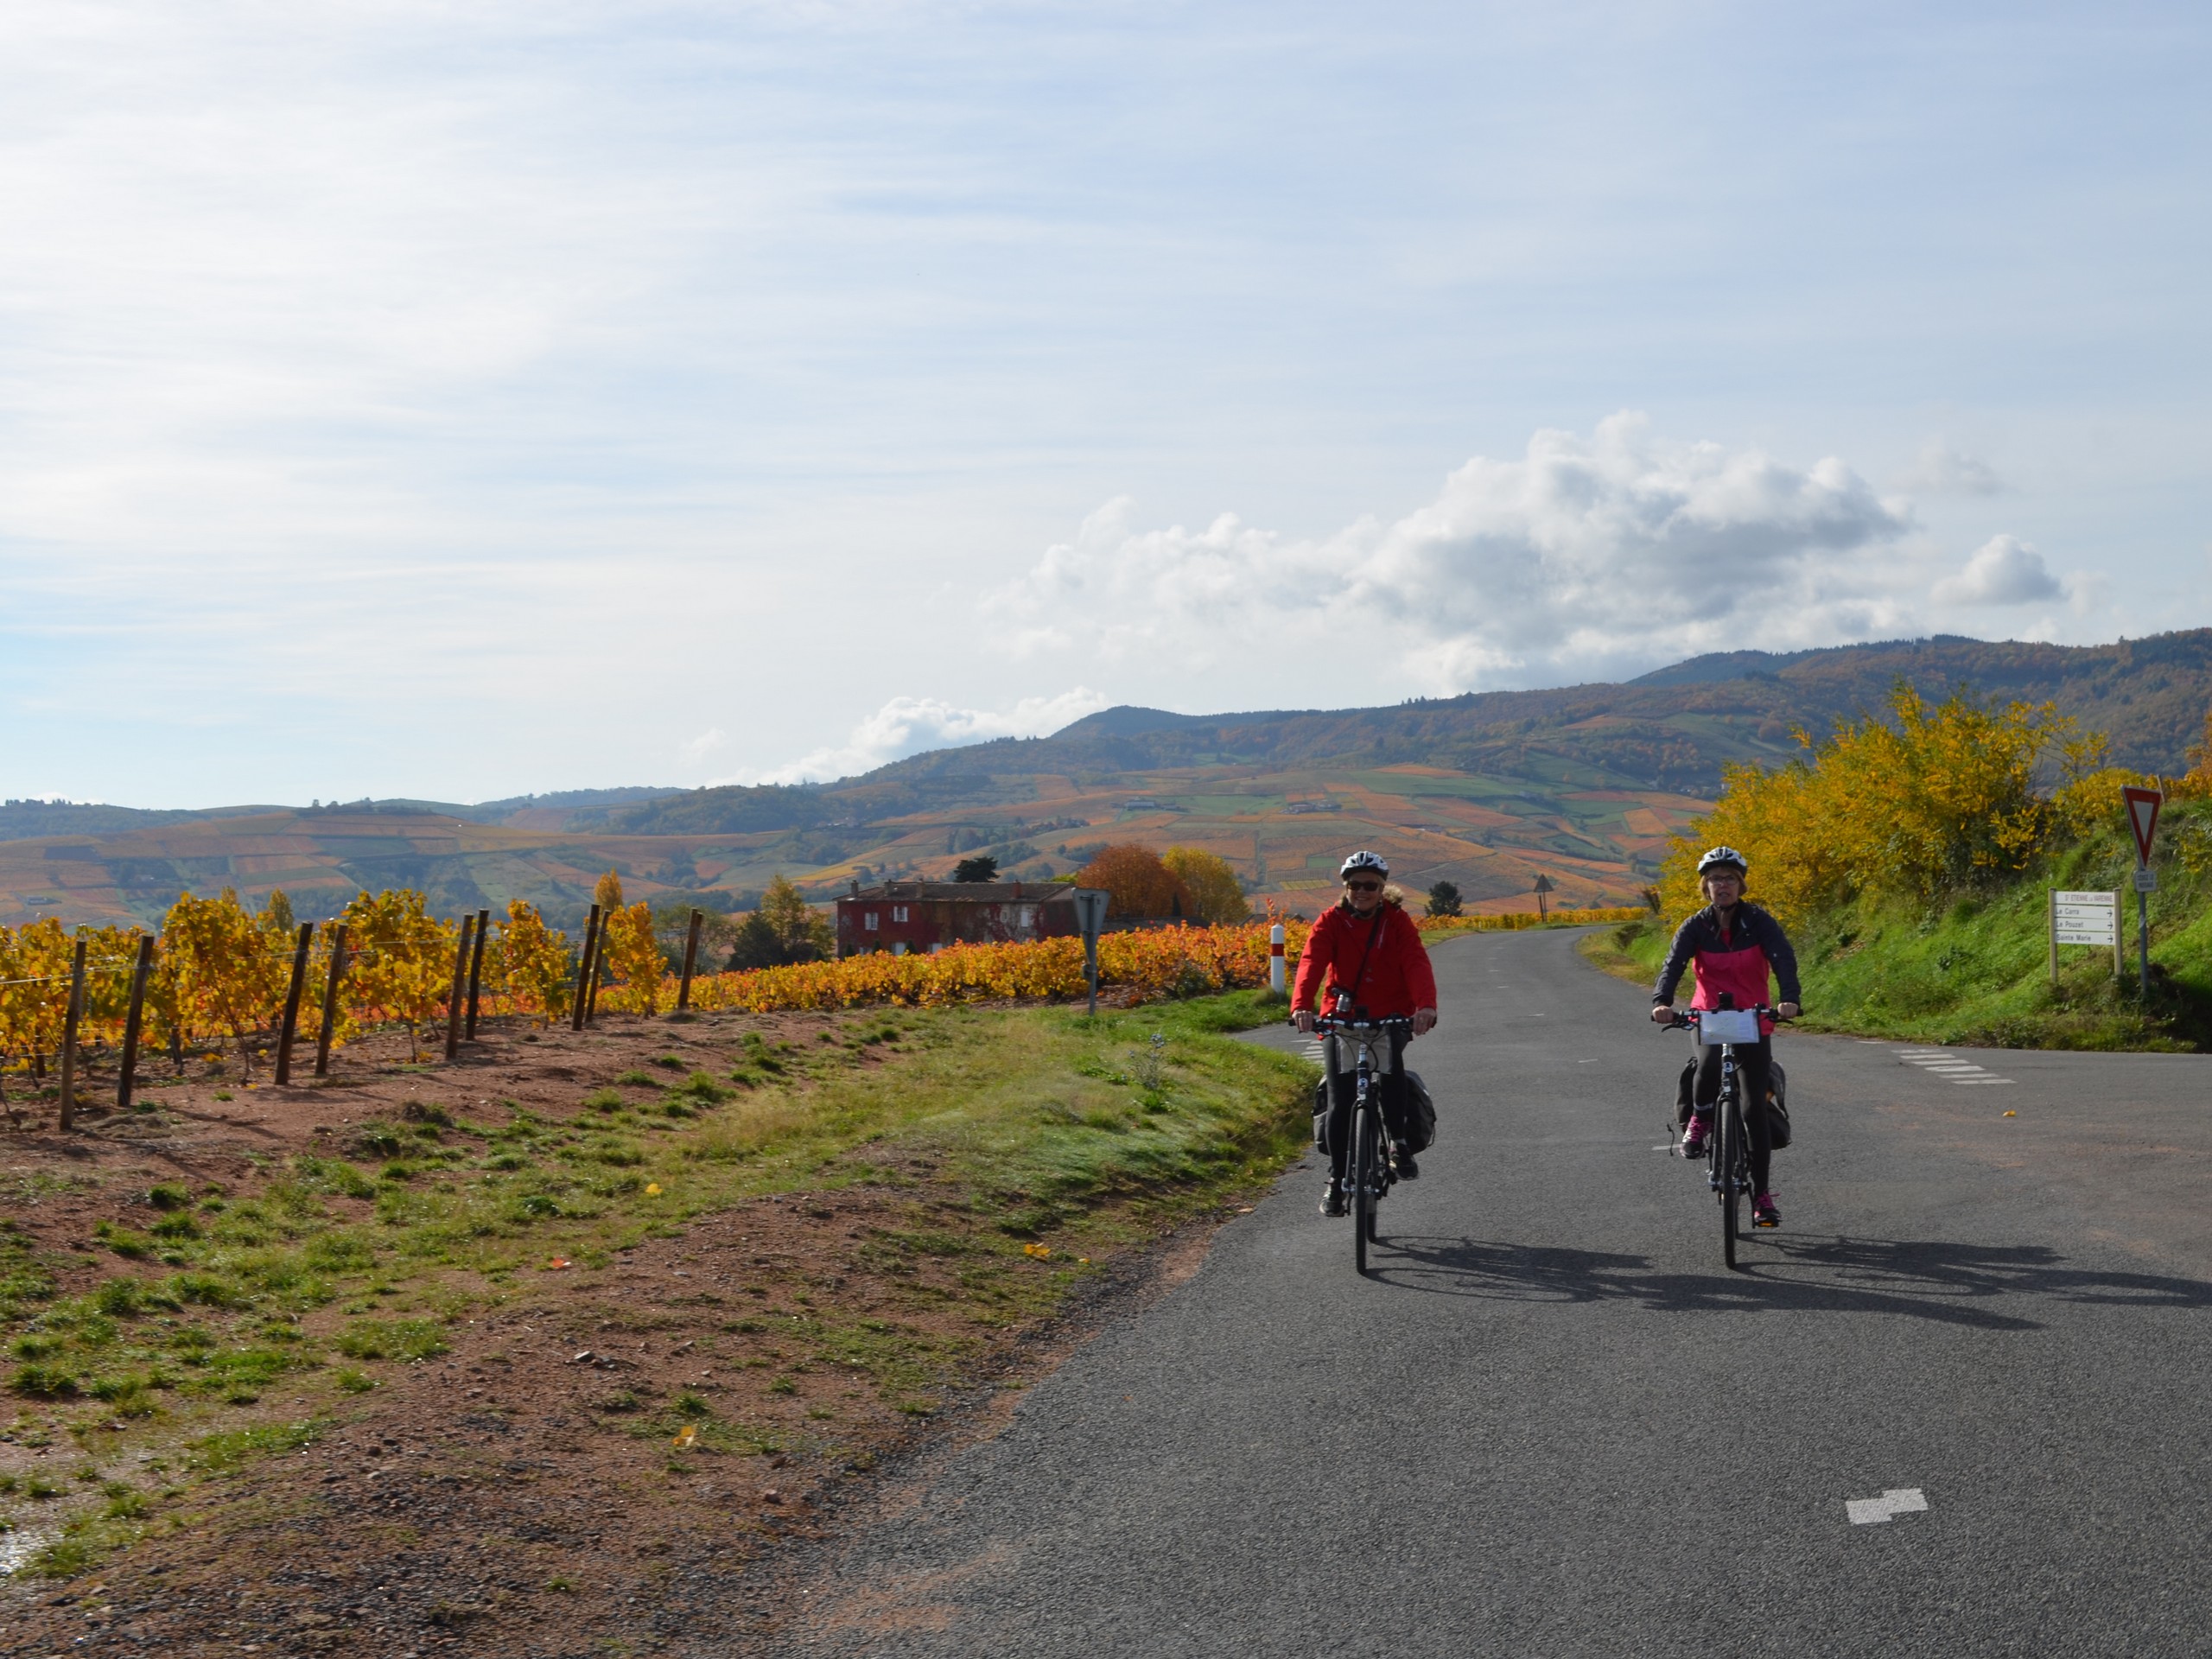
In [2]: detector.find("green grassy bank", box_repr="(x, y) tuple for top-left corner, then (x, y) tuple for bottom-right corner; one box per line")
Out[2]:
(1584, 815), (2212, 1052)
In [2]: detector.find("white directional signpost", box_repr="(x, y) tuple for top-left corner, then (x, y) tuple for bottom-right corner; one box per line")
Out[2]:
(1071, 887), (1110, 1015)
(2049, 889), (2121, 982)
(2122, 785), (2164, 997)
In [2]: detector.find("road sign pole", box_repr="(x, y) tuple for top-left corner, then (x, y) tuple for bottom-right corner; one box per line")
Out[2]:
(2048, 888), (2056, 984)
(2113, 888), (2123, 981)
(2121, 785), (2164, 1001)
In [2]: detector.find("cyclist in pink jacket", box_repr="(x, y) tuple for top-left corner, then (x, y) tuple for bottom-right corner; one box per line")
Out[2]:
(1649, 846), (1802, 1228)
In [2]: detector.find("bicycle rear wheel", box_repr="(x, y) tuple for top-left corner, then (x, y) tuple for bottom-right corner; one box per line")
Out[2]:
(1719, 1086), (1741, 1270)
(1352, 1105), (1376, 1274)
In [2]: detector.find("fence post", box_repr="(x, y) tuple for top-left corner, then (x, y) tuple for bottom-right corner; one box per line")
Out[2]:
(677, 909), (704, 1012)
(444, 914), (474, 1060)
(1268, 923), (1286, 994)
(274, 922), (315, 1084)
(465, 907), (490, 1039)
(571, 906), (601, 1033)
(117, 933), (156, 1110)
(56, 938), (87, 1131)
(586, 916), (609, 1025)
(315, 923), (351, 1077)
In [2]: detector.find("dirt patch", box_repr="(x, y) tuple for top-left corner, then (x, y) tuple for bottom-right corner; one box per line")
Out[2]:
(0, 1008), (1268, 1655)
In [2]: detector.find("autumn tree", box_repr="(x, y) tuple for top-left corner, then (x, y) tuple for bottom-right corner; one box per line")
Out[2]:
(1425, 880), (1463, 918)
(594, 868), (626, 912)
(1661, 682), (2103, 923)
(340, 888), (456, 1059)
(493, 901), (573, 1027)
(0, 918), (73, 1082)
(1075, 843), (1197, 920)
(161, 890), (292, 1075)
(1162, 847), (1250, 924)
(727, 874), (834, 970)
(600, 900), (666, 1016)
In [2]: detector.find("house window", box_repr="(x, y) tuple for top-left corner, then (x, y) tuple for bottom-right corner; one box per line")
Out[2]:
(892, 905), (909, 923)
(864, 912), (879, 931)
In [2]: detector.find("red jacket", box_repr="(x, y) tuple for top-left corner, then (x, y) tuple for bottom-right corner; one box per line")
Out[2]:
(1292, 901), (1438, 1017)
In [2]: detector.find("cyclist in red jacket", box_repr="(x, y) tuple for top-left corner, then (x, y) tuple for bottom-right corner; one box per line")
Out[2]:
(1649, 845), (1801, 1228)
(1294, 851), (1440, 1216)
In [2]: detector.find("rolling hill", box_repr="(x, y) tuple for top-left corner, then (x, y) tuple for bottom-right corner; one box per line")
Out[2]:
(7, 629), (2210, 930)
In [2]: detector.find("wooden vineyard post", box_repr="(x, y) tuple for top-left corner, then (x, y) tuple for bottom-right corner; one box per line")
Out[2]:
(315, 924), (351, 1078)
(444, 914), (474, 1061)
(56, 938), (87, 1131)
(465, 907), (490, 1039)
(274, 922), (315, 1084)
(117, 933), (156, 1110)
(571, 906), (602, 1033)
(586, 919), (609, 1026)
(677, 909), (704, 1012)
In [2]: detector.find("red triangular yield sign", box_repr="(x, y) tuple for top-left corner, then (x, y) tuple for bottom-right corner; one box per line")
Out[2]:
(2122, 785), (2163, 866)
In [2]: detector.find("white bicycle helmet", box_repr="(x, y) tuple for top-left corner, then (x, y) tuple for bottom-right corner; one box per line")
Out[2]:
(1696, 845), (1748, 877)
(1338, 850), (1389, 880)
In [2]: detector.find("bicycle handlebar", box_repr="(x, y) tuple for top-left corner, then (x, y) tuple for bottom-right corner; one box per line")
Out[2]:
(1656, 1006), (1794, 1031)
(1300, 1014), (1415, 1034)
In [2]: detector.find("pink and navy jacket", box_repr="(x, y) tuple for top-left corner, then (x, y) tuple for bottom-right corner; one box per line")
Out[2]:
(1652, 903), (1800, 1035)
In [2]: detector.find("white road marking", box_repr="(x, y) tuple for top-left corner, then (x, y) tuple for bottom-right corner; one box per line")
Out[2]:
(1896, 1050), (2016, 1087)
(1847, 1487), (1928, 1525)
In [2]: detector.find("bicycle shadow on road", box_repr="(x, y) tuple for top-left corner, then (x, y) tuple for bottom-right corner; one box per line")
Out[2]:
(1368, 1233), (2212, 1332)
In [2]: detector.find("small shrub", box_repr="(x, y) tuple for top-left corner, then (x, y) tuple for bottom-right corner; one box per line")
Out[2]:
(146, 1183), (191, 1211)
(613, 1070), (661, 1087)
(333, 1319), (448, 1363)
(582, 1088), (625, 1113)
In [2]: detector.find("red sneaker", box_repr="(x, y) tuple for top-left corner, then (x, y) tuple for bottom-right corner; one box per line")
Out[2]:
(1681, 1112), (1713, 1159)
(1752, 1192), (1781, 1228)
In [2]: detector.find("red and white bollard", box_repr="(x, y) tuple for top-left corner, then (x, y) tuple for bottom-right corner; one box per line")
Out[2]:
(1268, 923), (1286, 994)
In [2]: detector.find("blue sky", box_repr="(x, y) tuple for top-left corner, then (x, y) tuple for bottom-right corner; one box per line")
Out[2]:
(3, 2), (2207, 805)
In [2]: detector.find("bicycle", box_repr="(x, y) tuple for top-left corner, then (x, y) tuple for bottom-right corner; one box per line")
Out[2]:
(1311, 1008), (1413, 1275)
(1660, 1003), (1783, 1270)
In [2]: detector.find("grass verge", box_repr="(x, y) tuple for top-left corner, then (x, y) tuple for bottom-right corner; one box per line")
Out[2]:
(0, 989), (1308, 1580)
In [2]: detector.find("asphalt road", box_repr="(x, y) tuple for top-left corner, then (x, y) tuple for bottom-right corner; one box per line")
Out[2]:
(777, 928), (2212, 1656)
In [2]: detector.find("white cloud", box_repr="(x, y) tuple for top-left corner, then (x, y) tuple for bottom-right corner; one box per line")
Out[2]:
(732, 689), (1111, 786)
(1900, 440), (2008, 497)
(1932, 534), (2065, 605)
(992, 415), (1916, 696)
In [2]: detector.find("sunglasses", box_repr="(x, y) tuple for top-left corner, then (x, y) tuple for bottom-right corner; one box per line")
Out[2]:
(1344, 879), (1382, 892)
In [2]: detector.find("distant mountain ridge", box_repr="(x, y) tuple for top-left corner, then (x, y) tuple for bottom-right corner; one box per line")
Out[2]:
(604, 628), (2212, 836)
(7, 629), (2209, 931)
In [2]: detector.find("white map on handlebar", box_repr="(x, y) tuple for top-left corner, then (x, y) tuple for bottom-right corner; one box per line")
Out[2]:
(1697, 1009), (1762, 1045)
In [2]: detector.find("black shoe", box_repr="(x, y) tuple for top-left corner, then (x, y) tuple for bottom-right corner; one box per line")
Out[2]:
(1392, 1145), (1420, 1180)
(1319, 1181), (1348, 1217)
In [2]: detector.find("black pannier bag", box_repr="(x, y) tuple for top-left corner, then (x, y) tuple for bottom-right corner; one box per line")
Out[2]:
(1312, 1069), (1438, 1154)
(1675, 1055), (1790, 1149)
(1402, 1070), (1437, 1153)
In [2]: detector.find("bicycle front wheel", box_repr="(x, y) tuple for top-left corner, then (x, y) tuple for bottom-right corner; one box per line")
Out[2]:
(1719, 1090), (1741, 1270)
(1352, 1105), (1376, 1274)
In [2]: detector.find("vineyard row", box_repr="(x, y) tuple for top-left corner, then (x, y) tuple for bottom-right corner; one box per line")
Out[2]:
(0, 889), (1644, 1117)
